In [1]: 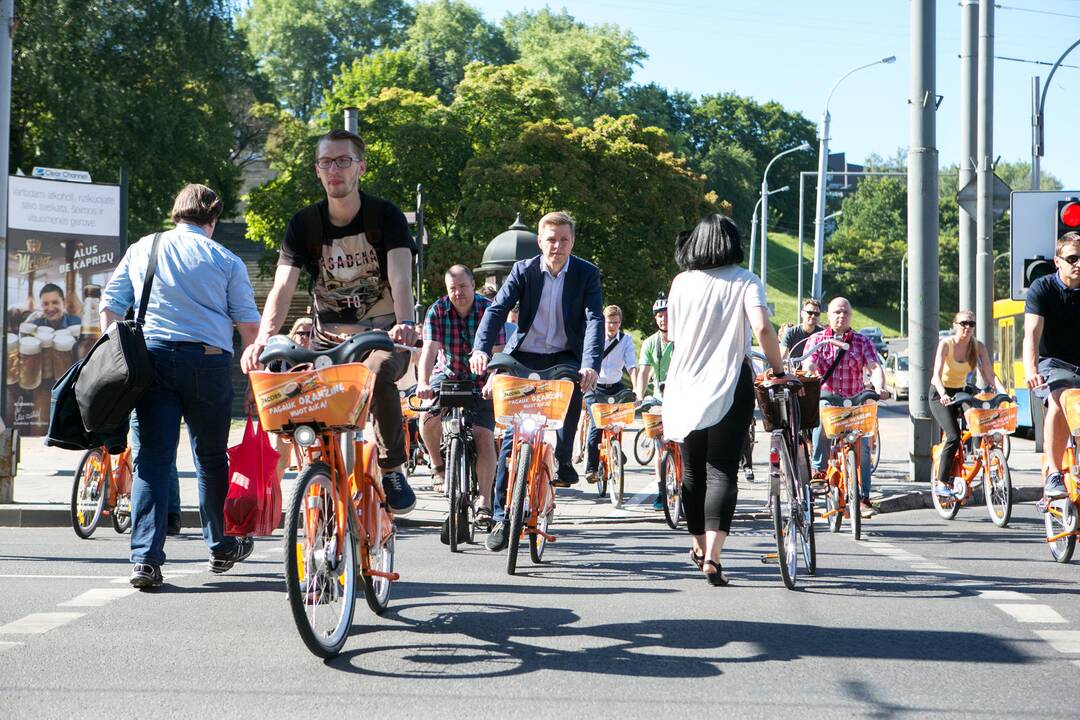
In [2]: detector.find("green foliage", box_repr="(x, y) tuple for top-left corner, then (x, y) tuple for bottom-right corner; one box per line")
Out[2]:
(825, 177), (908, 306)
(617, 83), (694, 155)
(503, 8), (647, 123)
(12, 0), (258, 237)
(403, 0), (515, 101)
(321, 49), (438, 114)
(239, 0), (413, 119)
(450, 63), (561, 152)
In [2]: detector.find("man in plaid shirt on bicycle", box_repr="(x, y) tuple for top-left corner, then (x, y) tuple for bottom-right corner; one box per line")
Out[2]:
(804, 297), (889, 518)
(416, 265), (504, 543)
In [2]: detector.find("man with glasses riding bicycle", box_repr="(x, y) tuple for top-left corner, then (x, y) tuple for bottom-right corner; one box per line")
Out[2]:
(805, 297), (890, 518)
(416, 264), (504, 544)
(1023, 231), (1080, 500)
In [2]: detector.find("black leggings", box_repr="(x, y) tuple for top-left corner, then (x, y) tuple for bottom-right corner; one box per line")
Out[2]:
(681, 364), (755, 535)
(928, 386), (965, 486)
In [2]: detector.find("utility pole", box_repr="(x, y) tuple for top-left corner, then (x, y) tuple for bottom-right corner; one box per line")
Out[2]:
(908, 0), (939, 482)
(0, 0), (14, 502)
(975, 0), (994, 353)
(958, 0), (978, 312)
(1031, 76), (1041, 190)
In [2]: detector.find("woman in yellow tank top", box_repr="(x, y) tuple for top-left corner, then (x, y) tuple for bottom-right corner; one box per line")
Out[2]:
(929, 310), (1001, 489)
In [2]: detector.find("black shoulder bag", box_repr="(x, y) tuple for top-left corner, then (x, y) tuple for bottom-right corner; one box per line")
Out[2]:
(74, 233), (163, 432)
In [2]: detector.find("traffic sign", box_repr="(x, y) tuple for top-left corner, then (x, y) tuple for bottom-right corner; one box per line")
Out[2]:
(955, 173), (1012, 217)
(1009, 190), (1080, 300)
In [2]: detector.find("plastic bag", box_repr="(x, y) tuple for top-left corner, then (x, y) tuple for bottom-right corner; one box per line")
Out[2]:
(224, 417), (281, 537)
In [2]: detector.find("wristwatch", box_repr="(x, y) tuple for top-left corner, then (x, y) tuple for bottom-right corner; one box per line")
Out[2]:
(399, 319), (416, 326)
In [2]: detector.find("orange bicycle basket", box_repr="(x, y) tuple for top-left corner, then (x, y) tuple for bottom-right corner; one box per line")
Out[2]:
(964, 404), (1018, 436)
(491, 375), (574, 430)
(642, 411), (664, 439)
(590, 402), (635, 428)
(820, 403), (878, 439)
(250, 363), (375, 432)
(399, 394), (421, 419)
(1062, 389), (1080, 436)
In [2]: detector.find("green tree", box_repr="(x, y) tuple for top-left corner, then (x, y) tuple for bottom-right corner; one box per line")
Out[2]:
(239, 0), (413, 120)
(403, 0), (515, 101)
(321, 48), (438, 116)
(12, 0), (261, 236)
(502, 8), (646, 123)
(617, 83), (694, 155)
(450, 62), (561, 152)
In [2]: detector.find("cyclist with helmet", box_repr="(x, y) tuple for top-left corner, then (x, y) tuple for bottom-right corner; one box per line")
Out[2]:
(635, 294), (673, 510)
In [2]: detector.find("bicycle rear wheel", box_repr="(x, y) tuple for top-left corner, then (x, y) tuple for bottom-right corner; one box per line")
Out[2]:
(659, 449), (681, 529)
(71, 448), (108, 539)
(610, 439), (624, 508)
(984, 447), (1012, 528)
(797, 438), (816, 575)
(284, 462), (357, 658)
(506, 444), (531, 576)
(772, 439), (799, 590)
(1045, 499), (1077, 563)
(846, 448), (861, 541)
(111, 494), (132, 534)
(869, 420), (881, 473)
(633, 428), (656, 465)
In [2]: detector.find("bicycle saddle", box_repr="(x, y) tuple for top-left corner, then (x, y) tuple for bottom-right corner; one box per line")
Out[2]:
(259, 330), (395, 368)
(821, 389), (879, 407)
(639, 397), (662, 412)
(487, 353), (580, 381)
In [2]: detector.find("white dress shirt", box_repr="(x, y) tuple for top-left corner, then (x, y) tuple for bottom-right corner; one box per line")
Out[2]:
(598, 331), (636, 384)
(518, 259), (569, 355)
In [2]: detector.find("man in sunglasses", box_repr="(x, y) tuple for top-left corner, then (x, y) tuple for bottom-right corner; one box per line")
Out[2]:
(781, 299), (825, 358)
(241, 129), (419, 516)
(1023, 231), (1080, 500)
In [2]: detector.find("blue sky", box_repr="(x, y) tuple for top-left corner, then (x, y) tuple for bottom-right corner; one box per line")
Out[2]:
(469, 0), (1080, 188)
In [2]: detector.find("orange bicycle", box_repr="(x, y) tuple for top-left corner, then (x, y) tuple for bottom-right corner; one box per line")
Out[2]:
(930, 390), (1016, 527)
(488, 354), (577, 575)
(399, 387), (429, 477)
(71, 445), (132, 538)
(639, 398), (683, 529)
(819, 390), (880, 541)
(1040, 388), (1080, 563)
(253, 332), (400, 658)
(589, 388), (636, 506)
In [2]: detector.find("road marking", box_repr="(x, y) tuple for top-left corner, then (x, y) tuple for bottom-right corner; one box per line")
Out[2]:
(0, 613), (85, 634)
(977, 590), (1033, 601)
(1034, 630), (1080, 653)
(0, 641), (23, 652)
(911, 563), (949, 570)
(165, 568), (203, 575)
(995, 604), (1067, 624)
(58, 588), (137, 607)
(0, 574), (128, 580)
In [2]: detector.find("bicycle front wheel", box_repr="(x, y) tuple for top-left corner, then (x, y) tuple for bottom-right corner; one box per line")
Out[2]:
(633, 428), (656, 465)
(659, 449), (681, 529)
(610, 439), (624, 508)
(506, 444), (530, 576)
(71, 448), (108, 539)
(846, 448), (861, 541)
(111, 494), (132, 534)
(772, 439), (799, 590)
(930, 449), (960, 520)
(284, 462), (357, 658)
(869, 420), (881, 473)
(984, 447), (1012, 528)
(446, 436), (464, 553)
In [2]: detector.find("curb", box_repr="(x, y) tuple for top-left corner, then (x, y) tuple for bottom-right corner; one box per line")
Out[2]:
(872, 486), (1043, 514)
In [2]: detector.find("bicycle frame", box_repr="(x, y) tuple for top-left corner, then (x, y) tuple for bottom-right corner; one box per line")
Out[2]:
(821, 430), (865, 519)
(505, 414), (557, 546)
(599, 425), (624, 478)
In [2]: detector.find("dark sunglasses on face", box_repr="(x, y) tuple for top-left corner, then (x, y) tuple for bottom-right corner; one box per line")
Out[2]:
(804, 310), (820, 316)
(956, 320), (975, 328)
(1058, 254), (1080, 266)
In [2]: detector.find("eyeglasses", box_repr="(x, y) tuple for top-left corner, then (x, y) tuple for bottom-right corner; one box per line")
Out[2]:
(315, 156), (358, 170)
(803, 310), (820, 316)
(1058, 254), (1080, 266)
(956, 320), (976, 328)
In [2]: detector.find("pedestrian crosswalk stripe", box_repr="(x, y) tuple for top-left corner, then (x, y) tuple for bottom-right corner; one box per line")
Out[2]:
(59, 588), (137, 607)
(1035, 630), (1080, 653)
(977, 589), (1032, 601)
(0, 641), (23, 652)
(994, 604), (1067, 624)
(911, 563), (949, 570)
(0, 613), (85, 634)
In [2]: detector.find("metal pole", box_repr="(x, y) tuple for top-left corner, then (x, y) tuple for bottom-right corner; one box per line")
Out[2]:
(414, 183), (425, 317)
(975, 0), (994, 352)
(760, 177), (768, 286)
(748, 199), (760, 275)
(1032, 76), (1041, 190)
(343, 107), (358, 134)
(811, 114), (829, 300)
(797, 172), (806, 322)
(908, 0), (939, 483)
(900, 254), (906, 332)
(1035, 37), (1080, 191)
(958, 0), (978, 312)
(0, 0), (13, 499)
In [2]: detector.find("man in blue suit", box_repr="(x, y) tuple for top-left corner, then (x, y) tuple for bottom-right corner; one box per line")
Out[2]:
(470, 211), (603, 551)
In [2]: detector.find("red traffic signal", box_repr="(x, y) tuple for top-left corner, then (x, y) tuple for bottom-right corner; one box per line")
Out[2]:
(1059, 198), (1080, 236)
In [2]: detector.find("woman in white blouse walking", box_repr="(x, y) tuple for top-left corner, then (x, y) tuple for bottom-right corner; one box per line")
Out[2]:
(662, 214), (785, 586)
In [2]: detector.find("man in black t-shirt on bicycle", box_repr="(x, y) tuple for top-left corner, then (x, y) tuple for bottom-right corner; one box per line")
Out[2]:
(1023, 230), (1080, 500)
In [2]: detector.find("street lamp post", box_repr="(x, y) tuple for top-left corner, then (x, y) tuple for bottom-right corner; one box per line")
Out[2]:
(761, 142), (811, 290)
(1032, 37), (1080, 190)
(811, 55), (896, 300)
(748, 186), (789, 279)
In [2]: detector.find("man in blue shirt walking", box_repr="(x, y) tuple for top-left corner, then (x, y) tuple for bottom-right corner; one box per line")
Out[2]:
(102, 184), (261, 589)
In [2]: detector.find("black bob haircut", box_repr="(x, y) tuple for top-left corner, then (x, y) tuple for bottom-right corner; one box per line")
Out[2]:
(675, 214), (744, 271)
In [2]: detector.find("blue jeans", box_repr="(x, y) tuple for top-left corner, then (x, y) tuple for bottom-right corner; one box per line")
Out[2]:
(129, 342), (237, 566)
(585, 381), (627, 472)
(811, 406), (872, 500)
(128, 411), (181, 515)
(492, 350), (583, 522)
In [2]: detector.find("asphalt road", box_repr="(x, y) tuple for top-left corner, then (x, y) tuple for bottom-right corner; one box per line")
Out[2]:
(2, 505), (1079, 718)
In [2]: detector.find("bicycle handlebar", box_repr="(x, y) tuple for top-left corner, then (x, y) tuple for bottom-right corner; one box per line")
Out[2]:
(820, 389), (881, 407)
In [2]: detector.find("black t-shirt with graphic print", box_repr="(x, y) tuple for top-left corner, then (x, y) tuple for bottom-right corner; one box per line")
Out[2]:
(278, 192), (416, 327)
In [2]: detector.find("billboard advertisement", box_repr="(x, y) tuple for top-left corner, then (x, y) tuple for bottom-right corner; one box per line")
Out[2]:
(5, 175), (123, 436)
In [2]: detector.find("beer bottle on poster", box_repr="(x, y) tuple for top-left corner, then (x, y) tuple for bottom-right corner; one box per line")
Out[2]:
(79, 284), (101, 357)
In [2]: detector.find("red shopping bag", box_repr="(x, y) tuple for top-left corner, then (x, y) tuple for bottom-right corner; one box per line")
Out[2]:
(224, 417), (281, 537)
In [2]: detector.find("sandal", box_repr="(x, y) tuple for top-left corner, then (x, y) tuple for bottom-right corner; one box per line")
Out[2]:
(704, 559), (729, 587)
(689, 548), (705, 570)
(431, 467), (445, 494)
(474, 506), (493, 532)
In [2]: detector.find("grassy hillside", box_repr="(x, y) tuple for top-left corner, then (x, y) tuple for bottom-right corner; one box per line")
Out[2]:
(755, 230), (903, 337)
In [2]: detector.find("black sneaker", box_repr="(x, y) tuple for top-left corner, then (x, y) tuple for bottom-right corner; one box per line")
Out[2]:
(209, 536), (254, 574)
(552, 462), (579, 487)
(440, 512), (470, 545)
(485, 521), (508, 551)
(382, 471), (416, 515)
(166, 512), (182, 536)
(129, 563), (162, 589)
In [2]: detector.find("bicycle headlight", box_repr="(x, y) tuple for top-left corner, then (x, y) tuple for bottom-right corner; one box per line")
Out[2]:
(446, 417), (462, 435)
(521, 417), (538, 433)
(294, 425), (317, 448)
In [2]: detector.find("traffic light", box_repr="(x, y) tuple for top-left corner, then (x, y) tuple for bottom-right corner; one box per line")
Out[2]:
(1058, 198), (1080, 238)
(1024, 256), (1054, 288)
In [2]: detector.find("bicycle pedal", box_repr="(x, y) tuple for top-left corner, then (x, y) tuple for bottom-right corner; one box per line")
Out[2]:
(760, 553), (778, 564)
